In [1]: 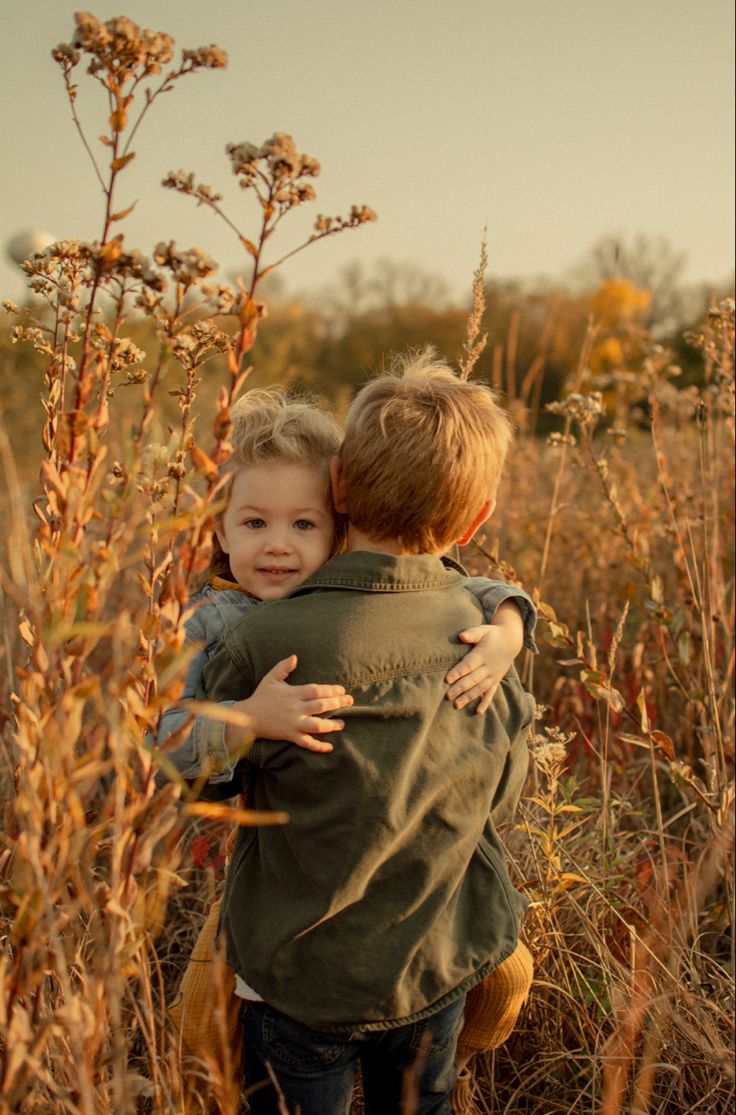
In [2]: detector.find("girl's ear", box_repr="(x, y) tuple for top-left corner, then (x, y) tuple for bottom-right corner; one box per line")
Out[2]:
(454, 498), (495, 547)
(215, 522), (230, 554)
(330, 458), (348, 514)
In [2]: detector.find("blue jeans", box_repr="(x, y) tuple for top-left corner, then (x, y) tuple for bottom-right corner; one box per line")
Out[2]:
(241, 996), (466, 1115)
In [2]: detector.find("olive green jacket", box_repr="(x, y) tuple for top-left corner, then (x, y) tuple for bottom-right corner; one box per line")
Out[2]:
(202, 550), (534, 1031)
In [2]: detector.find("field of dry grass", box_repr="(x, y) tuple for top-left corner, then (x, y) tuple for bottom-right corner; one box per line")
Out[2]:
(0, 11), (733, 1115)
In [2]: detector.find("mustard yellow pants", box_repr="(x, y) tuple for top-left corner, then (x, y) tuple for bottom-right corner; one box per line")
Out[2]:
(170, 899), (533, 1079)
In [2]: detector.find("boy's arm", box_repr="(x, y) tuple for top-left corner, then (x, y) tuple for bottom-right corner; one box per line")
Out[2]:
(446, 579), (538, 715)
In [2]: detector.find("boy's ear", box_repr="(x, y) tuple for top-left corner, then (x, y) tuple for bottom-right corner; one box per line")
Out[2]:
(454, 498), (495, 547)
(329, 458), (348, 514)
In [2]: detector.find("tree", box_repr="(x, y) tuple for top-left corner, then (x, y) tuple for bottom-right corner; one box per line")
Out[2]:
(576, 233), (687, 334)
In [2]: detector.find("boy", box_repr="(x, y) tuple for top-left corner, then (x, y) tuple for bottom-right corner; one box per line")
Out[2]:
(201, 350), (535, 1115)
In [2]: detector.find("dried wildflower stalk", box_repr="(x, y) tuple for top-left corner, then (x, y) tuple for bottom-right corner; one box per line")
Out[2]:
(0, 11), (374, 1112)
(458, 232), (489, 380)
(163, 131), (376, 420)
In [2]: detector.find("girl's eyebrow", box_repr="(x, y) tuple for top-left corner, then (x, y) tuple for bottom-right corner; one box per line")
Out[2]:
(232, 502), (329, 516)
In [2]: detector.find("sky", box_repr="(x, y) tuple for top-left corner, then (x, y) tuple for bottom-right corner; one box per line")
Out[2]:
(1, 0), (734, 305)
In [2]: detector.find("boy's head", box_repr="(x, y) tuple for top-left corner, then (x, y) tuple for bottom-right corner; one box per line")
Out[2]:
(211, 389), (342, 599)
(335, 348), (512, 555)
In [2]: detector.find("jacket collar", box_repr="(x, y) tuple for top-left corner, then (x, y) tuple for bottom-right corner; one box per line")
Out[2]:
(288, 550), (466, 596)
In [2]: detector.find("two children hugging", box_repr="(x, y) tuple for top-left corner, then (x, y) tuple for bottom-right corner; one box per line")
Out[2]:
(157, 349), (536, 1115)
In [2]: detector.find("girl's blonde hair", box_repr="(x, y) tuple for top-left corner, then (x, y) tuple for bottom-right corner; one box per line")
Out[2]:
(227, 388), (342, 470)
(340, 348), (512, 554)
(204, 388), (343, 584)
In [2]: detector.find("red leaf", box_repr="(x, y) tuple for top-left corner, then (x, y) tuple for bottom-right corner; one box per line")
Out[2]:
(190, 834), (210, 867)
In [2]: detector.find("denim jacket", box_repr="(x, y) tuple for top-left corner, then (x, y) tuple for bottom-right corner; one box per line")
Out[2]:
(155, 569), (536, 786)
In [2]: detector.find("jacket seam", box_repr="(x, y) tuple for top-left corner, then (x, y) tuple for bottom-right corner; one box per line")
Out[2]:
(223, 636), (475, 692)
(291, 578), (462, 594)
(339, 658), (463, 690)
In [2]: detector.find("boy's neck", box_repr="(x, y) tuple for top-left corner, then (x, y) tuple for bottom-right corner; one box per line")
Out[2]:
(345, 525), (437, 558)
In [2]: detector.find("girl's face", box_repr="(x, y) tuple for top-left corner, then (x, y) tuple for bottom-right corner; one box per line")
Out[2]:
(216, 461), (335, 601)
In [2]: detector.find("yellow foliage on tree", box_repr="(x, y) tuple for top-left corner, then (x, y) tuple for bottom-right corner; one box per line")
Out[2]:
(590, 278), (652, 327)
(589, 279), (653, 373)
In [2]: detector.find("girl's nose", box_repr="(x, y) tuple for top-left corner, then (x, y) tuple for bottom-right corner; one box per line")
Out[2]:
(263, 530), (291, 554)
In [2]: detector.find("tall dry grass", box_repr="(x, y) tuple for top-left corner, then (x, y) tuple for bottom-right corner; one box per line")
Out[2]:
(0, 12), (374, 1114)
(465, 305), (735, 1114)
(0, 11), (733, 1115)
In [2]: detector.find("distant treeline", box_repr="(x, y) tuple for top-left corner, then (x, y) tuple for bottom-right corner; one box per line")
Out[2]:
(1, 246), (731, 474)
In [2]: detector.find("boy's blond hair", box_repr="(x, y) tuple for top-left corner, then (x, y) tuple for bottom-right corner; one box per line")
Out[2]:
(340, 348), (512, 554)
(205, 388), (342, 583)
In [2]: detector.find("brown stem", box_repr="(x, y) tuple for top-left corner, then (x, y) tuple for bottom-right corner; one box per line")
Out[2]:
(247, 183), (277, 296)
(537, 321), (598, 596)
(265, 223), (362, 275)
(72, 173), (119, 452)
(578, 427), (650, 579)
(62, 67), (106, 192)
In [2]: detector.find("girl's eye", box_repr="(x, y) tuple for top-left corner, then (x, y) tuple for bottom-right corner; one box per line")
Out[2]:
(294, 520), (316, 531)
(243, 518), (266, 529)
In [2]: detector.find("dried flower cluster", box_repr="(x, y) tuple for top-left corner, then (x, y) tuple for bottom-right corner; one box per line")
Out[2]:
(166, 143), (377, 236)
(687, 298), (735, 419)
(152, 241), (217, 288)
(227, 133), (320, 184)
(546, 390), (605, 428)
(161, 170), (223, 206)
(529, 724), (574, 781)
(182, 44), (228, 70)
(159, 133), (376, 376)
(546, 430), (577, 448)
(70, 12), (174, 76)
(21, 238), (168, 296)
(53, 11), (226, 81)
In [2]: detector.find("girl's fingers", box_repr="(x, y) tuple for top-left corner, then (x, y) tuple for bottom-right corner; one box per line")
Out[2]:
(267, 654), (299, 681)
(299, 683), (349, 700)
(453, 681), (493, 709)
(294, 734), (334, 753)
(475, 686), (499, 715)
(447, 667), (491, 701)
(458, 626), (488, 645)
(446, 653), (484, 685)
(306, 696), (353, 714)
(306, 717), (345, 735)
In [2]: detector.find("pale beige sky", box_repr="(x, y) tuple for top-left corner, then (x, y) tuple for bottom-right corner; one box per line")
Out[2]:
(1, 0), (733, 303)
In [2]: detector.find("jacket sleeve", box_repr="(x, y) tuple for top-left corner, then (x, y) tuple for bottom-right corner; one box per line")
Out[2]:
(196, 635), (263, 763)
(461, 577), (538, 653)
(201, 635), (254, 704)
(490, 680), (535, 826)
(154, 610), (238, 787)
(200, 639), (270, 770)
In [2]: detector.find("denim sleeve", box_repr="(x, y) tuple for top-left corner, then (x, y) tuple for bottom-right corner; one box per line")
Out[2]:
(154, 617), (239, 787)
(199, 638), (265, 772)
(461, 577), (538, 653)
(491, 680), (535, 825)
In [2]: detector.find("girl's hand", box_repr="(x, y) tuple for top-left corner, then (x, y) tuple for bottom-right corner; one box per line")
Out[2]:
(227, 655), (353, 754)
(445, 601), (525, 715)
